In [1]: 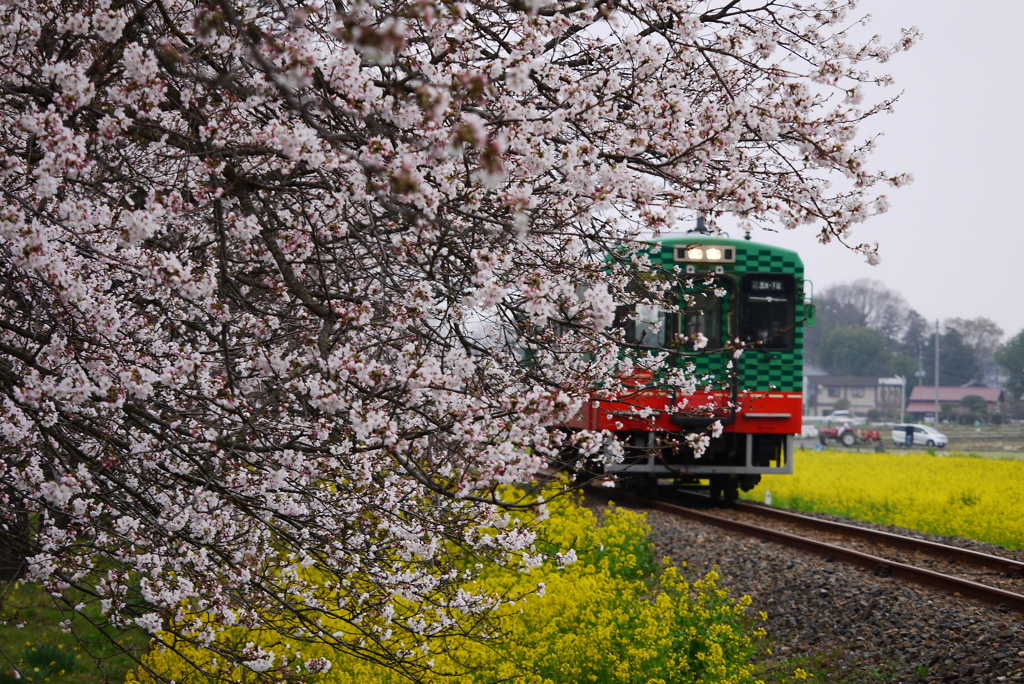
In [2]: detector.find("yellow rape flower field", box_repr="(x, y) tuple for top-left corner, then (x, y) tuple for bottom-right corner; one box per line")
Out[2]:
(129, 488), (772, 684)
(741, 449), (1024, 550)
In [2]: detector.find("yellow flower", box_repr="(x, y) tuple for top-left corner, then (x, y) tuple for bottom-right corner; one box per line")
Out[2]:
(129, 486), (767, 684)
(742, 450), (1024, 549)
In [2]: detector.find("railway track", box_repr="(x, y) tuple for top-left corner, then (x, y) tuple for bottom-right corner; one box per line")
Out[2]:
(583, 482), (1024, 613)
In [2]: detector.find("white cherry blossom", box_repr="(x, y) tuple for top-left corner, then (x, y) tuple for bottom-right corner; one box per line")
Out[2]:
(0, 0), (914, 679)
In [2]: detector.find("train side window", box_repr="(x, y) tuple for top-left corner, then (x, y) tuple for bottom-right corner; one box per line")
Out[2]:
(633, 304), (669, 347)
(739, 274), (795, 350)
(683, 289), (723, 349)
(614, 303), (671, 348)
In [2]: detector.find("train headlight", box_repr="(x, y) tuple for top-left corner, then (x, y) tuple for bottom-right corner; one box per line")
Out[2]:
(675, 244), (736, 263)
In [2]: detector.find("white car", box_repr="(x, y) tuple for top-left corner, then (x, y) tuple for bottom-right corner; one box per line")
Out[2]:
(891, 424), (948, 448)
(800, 423), (820, 438)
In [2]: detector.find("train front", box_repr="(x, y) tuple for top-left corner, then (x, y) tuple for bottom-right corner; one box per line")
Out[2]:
(563, 236), (808, 500)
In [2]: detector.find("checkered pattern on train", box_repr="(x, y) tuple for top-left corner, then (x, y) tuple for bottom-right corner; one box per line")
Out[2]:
(655, 240), (805, 394)
(736, 243), (804, 393)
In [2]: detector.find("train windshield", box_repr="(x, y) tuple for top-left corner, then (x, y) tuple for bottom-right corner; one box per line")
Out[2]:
(739, 274), (795, 349)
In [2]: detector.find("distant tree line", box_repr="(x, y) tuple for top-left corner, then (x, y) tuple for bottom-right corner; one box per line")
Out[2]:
(806, 280), (1024, 407)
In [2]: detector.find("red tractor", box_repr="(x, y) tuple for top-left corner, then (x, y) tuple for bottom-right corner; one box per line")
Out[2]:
(818, 421), (882, 447)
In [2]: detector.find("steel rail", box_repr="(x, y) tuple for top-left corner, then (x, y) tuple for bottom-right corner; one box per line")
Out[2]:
(584, 485), (1024, 613)
(730, 500), (1024, 575)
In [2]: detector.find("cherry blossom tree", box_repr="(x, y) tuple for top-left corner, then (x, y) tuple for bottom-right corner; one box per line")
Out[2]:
(0, 0), (915, 678)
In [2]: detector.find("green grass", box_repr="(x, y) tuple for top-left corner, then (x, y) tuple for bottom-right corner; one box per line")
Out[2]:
(753, 645), (901, 684)
(0, 579), (149, 683)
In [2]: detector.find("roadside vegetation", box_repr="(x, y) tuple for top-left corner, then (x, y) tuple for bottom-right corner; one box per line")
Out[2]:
(0, 580), (147, 683)
(742, 449), (1024, 549)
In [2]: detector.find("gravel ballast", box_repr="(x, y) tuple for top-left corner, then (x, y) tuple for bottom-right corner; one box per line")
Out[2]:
(626, 502), (1024, 682)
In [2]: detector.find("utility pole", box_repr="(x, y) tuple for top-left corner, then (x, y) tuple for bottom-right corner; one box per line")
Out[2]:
(897, 375), (906, 424)
(933, 319), (940, 424)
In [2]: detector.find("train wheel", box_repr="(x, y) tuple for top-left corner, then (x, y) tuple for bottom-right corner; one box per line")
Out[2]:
(709, 476), (739, 504)
(724, 477), (739, 503)
(840, 432), (856, 447)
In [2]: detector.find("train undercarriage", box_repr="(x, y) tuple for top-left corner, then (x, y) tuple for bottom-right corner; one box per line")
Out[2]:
(558, 430), (794, 502)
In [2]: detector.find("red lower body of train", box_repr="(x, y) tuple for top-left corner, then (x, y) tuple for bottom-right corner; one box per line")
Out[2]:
(562, 380), (799, 496)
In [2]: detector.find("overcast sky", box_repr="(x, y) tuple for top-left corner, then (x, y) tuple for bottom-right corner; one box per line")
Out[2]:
(734, 1), (1024, 340)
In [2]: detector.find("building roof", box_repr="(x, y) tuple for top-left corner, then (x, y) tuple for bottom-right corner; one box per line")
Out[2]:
(906, 386), (1004, 403)
(906, 401), (939, 414)
(814, 376), (879, 387)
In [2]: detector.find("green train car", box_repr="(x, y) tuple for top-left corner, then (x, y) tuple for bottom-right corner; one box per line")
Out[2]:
(564, 235), (811, 500)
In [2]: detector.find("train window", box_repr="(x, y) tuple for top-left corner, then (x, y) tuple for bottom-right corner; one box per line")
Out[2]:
(683, 289), (723, 350)
(633, 304), (669, 347)
(614, 303), (671, 348)
(739, 274), (795, 349)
